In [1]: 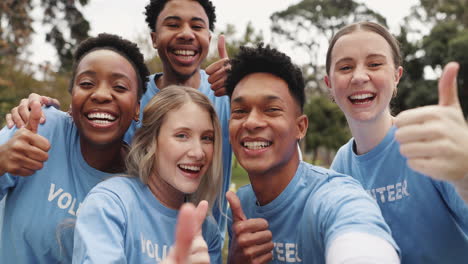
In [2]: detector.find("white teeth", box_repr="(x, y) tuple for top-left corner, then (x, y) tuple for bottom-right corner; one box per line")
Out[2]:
(174, 50), (195, 56)
(87, 112), (116, 121)
(349, 93), (374, 100)
(91, 119), (112, 125)
(243, 141), (271, 150)
(179, 164), (201, 172)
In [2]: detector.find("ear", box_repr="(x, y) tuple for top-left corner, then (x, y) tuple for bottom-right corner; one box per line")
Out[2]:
(150, 32), (158, 50)
(134, 102), (141, 122)
(324, 75), (331, 89)
(208, 32), (212, 44)
(394, 66), (403, 85)
(296, 114), (308, 140)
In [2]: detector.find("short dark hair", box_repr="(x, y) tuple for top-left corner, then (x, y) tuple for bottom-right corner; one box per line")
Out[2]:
(144, 0), (216, 32)
(225, 43), (305, 112)
(69, 33), (149, 100)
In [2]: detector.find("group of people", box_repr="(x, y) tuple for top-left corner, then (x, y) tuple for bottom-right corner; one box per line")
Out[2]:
(1, 0), (468, 263)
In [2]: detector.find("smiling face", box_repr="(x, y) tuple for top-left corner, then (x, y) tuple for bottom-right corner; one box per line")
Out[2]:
(153, 101), (214, 194)
(325, 30), (402, 125)
(229, 72), (307, 177)
(151, 0), (211, 81)
(71, 49), (140, 148)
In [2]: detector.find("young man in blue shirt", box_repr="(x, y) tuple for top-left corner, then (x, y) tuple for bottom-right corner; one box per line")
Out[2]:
(224, 43), (400, 263)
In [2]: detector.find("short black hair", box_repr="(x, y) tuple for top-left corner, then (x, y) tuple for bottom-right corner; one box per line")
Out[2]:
(144, 0), (216, 32)
(225, 43), (305, 112)
(69, 33), (149, 100)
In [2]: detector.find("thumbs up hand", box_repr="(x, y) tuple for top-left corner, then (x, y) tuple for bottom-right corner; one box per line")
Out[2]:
(6, 93), (60, 129)
(0, 101), (50, 176)
(226, 191), (274, 264)
(395, 62), (468, 182)
(206, 35), (230, 97)
(161, 201), (210, 264)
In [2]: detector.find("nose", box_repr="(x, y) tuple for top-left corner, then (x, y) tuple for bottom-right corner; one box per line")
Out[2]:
(177, 24), (195, 41)
(243, 109), (266, 131)
(351, 65), (370, 85)
(90, 83), (112, 103)
(187, 139), (205, 161)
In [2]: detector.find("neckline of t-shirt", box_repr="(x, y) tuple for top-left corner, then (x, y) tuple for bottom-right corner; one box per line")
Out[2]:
(254, 162), (305, 216)
(352, 125), (397, 164)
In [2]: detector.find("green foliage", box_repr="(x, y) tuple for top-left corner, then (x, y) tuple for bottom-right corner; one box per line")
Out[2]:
(402, 0), (468, 116)
(0, 0), (90, 71)
(271, 0), (387, 95)
(0, 0), (34, 57)
(305, 95), (350, 162)
(202, 22), (264, 68)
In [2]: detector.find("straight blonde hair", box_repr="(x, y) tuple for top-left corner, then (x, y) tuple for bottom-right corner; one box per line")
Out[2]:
(126, 85), (223, 212)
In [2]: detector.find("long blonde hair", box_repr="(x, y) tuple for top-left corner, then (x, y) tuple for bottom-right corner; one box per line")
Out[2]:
(126, 85), (223, 211)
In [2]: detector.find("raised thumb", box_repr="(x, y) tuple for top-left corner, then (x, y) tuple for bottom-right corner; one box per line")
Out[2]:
(438, 61), (460, 107)
(218, 35), (228, 59)
(25, 101), (42, 133)
(226, 191), (246, 222)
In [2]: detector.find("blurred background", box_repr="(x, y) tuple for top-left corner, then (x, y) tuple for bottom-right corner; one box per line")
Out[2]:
(1, 0), (468, 169)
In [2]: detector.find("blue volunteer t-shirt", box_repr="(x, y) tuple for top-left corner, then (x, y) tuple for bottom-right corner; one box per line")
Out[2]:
(0, 107), (113, 263)
(331, 125), (468, 263)
(73, 176), (222, 264)
(125, 70), (232, 237)
(228, 161), (398, 263)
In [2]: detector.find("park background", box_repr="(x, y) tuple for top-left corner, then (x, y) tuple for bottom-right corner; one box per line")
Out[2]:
(1, 0), (468, 261)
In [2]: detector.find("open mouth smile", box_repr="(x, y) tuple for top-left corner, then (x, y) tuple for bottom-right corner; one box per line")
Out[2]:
(86, 112), (117, 125)
(348, 92), (376, 105)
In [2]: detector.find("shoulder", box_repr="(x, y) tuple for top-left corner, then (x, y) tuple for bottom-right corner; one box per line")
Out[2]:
(88, 176), (142, 205)
(199, 70), (230, 108)
(234, 184), (257, 209)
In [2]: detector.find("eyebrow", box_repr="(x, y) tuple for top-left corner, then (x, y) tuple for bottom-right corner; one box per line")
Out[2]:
(232, 94), (284, 104)
(163, 16), (207, 25)
(335, 53), (387, 64)
(75, 71), (133, 82)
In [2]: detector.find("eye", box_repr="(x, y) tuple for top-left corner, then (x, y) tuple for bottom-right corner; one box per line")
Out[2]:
(339, 65), (352, 71)
(175, 133), (188, 139)
(192, 25), (204, 30)
(114, 85), (129, 92)
(79, 81), (93, 89)
(266, 107), (281, 112)
(369, 63), (383, 68)
(202, 134), (214, 143)
(167, 23), (179, 28)
(231, 108), (246, 114)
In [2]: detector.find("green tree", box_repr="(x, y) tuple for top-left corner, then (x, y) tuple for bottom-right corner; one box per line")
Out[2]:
(271, 0), (386, 95)
(401, 0), (468, 116)
(305, 95), (350, 165)
(0, 0), (90, 71)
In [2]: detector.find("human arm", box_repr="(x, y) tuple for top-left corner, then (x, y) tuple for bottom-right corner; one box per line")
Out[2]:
(6, 92), (61, 128)
(0, 101), (50, 176)
(226, 191), (274, 264)
(72, 191), (128, 263)
(205, 35), (230, 97)
(314, 176), (399, 263)
(395, 62), (468, 203)
(326, 232), (399, 264)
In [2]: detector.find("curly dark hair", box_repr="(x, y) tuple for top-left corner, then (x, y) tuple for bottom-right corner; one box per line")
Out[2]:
(69, 33), (149, 100)
(144, 0), (216, 32)
(225, 43), (305, 111)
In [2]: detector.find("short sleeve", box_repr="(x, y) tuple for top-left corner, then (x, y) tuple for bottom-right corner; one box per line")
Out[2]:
(73, 190), (127, 264)
(308, 176), (398, 254)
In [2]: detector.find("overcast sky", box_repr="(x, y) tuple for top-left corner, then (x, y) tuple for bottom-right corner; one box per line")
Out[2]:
(25, 0), (419, 70)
